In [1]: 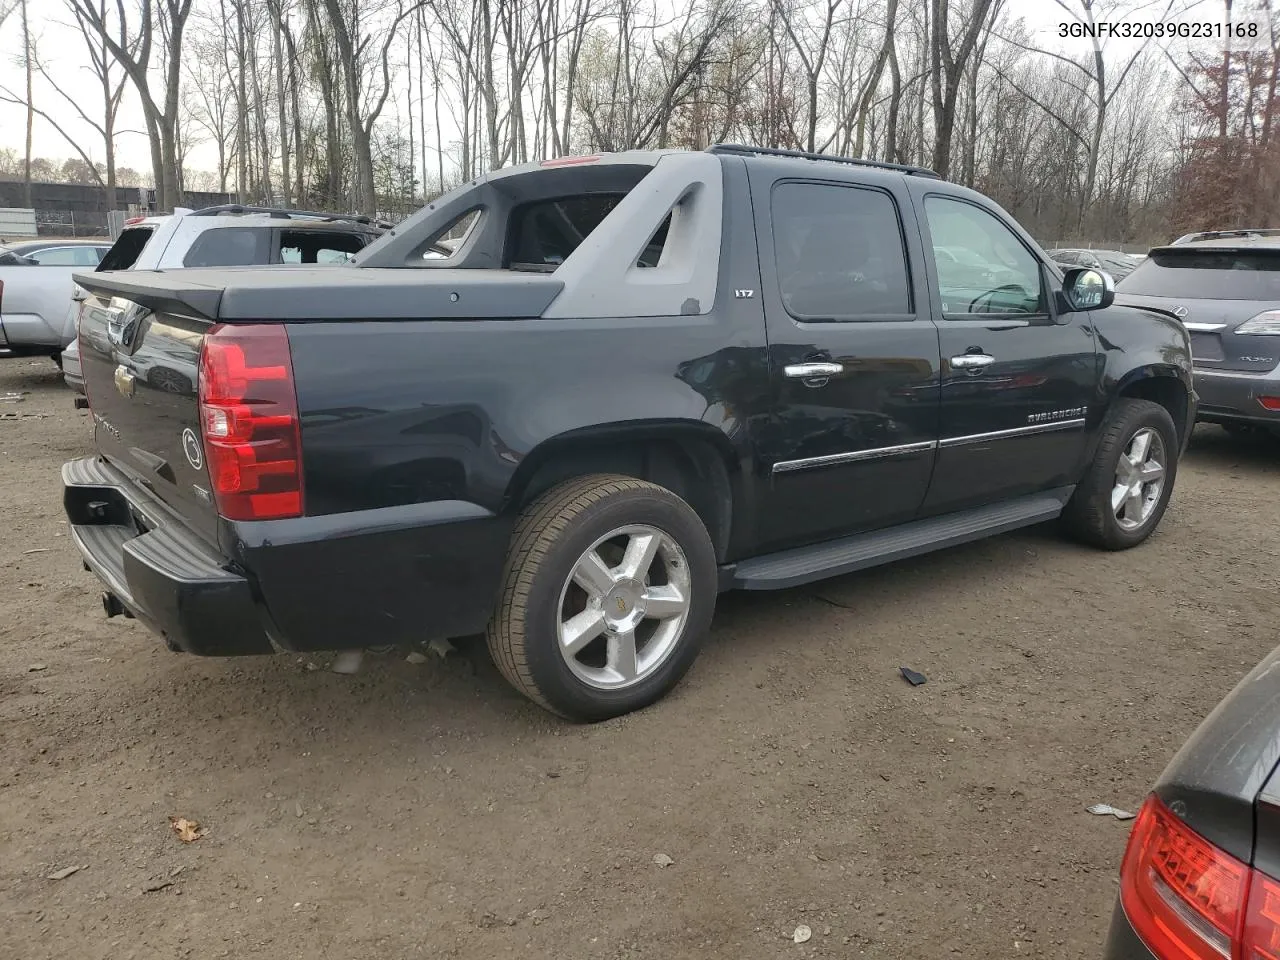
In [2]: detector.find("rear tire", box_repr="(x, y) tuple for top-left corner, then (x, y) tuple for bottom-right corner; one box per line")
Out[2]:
(1062, 399), (1178, 550)
(486, 474), (717, 722)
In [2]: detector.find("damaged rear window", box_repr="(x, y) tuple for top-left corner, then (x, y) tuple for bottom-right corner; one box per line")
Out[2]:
(506, 195), (625, 271)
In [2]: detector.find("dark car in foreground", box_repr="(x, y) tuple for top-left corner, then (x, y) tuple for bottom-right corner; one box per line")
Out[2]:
(1104, 644), (1280, 958)
(63, 144), (1194, 721)
(1117, 231), (1280, 437)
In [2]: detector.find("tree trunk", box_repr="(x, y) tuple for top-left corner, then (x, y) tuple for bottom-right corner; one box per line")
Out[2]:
(234, 1), (248, 202)
(269, 2), (290, 207)
(930, 0), (994, 178)
(21, 0), (33, 207)
(887, 42), (901, 162)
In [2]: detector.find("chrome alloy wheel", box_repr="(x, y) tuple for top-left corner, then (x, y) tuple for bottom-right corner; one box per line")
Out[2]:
(1112, 427), (1166, 531)
(556, 524), (692, 690)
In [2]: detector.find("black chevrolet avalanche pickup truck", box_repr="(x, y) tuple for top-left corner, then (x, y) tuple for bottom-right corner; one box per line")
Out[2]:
(64, 144), (1195, 721)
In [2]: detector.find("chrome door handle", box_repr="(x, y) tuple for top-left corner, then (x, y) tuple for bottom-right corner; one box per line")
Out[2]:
(784, 362), (844, 379)
(950, 354), (995, 370)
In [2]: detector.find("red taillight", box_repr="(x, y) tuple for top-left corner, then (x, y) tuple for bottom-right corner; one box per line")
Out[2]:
(1244, 872), (1280, 959)
(197, 323), (304, 521)
(1258, 397), (1280, 411)
(1121, 794), (1249, 958)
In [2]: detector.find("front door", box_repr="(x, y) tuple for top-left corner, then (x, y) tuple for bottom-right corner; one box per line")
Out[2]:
(910, 189), (1098, 516)
(752, 173), (942, 553)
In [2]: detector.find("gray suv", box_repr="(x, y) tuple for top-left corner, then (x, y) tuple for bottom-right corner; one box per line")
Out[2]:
(1117, 231), (1280, 436)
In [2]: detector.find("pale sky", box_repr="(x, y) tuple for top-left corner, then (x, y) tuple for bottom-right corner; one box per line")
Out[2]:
(0, 0), (1244, 179)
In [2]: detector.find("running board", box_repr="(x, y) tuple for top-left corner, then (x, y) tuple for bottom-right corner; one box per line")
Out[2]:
(731, 486), (1075, 590)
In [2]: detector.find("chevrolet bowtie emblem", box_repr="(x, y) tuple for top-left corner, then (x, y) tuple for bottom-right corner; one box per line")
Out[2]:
(114, 364), (136, 398)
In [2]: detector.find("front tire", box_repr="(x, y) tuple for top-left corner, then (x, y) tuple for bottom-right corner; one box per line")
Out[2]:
(1062, 398), (1178, 550)
(486, 475), (717, 722)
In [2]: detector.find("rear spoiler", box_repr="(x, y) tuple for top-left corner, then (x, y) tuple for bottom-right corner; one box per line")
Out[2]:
(73, 270), (223, 321)
(72, 267), (566, 321)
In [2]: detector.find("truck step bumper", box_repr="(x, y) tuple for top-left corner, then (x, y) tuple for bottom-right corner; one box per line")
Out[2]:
(63, 456), (275, 656)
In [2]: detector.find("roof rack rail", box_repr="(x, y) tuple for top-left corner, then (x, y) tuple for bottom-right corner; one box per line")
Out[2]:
(1171, 228), (1280, 245)
(705, 143), (941, 179)
(188, 204), (393, 230)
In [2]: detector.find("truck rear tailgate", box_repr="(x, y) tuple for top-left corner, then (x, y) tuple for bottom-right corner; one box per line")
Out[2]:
(71, 265), (565, 545)
(76, 285), (221, 544)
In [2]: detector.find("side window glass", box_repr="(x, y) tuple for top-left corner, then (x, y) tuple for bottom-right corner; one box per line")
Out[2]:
(184, 228), (265, 267)
(420, 209), (480, 261)
(924, 196), (1044, 317)
(771, 181), (912, 321)
(278, 230), (363, 264)
(29, 247), (80, 265)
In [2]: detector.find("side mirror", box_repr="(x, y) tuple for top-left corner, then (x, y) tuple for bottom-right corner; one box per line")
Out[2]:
(1061, 267), (1115, 311)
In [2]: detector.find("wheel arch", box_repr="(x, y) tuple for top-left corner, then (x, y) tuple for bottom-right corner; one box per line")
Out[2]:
(503, 420), (743, 563)
(1112, 367), (1192, 449)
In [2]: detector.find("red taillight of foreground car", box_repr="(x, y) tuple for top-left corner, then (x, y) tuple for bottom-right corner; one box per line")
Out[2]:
(197, 323), (304, 521)
(1119, 793), (1280, 959)
(1258, 397), (1280, 411)
(1244, 871), (1280, 959)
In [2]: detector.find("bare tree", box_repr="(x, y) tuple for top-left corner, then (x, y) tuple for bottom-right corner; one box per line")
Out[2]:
(20, 0), (33, 205)
(321, 0), (424, 214)
(70, 0), (195, 211)
(771, 0), (843, 151)
(930, 0), (996, 178)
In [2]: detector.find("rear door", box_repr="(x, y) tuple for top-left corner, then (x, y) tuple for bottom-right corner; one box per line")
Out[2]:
(909, 186), (1098, 516)
(751, 169), (941, 553)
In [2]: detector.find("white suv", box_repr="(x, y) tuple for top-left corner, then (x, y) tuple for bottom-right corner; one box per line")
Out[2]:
(63, 205), (388, 394)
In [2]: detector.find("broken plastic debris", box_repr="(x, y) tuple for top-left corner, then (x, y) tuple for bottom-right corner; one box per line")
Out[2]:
(330, 650), (363, 674)
(793, 924), (812, 944)
(899, 667), (927, 686)
(652, 853), (674, 868)
(1087, 803), (1135, 820)
(405, 651), (428, 664)
(427, 637), (455, 660)
(46, 865), (86, 880)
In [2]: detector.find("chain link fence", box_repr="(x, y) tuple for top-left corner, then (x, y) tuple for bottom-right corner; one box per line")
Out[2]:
(33, 209), (111, 238)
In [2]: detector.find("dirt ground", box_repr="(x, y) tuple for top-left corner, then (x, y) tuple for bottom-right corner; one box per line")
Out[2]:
(2, 359), (1277, 960)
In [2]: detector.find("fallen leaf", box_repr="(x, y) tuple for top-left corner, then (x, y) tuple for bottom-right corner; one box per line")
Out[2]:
(46, 865), (86, 881)
(169, 816), (206, 842)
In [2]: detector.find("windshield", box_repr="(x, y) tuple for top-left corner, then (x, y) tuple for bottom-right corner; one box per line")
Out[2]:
(1118, 248), (1280, 300)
